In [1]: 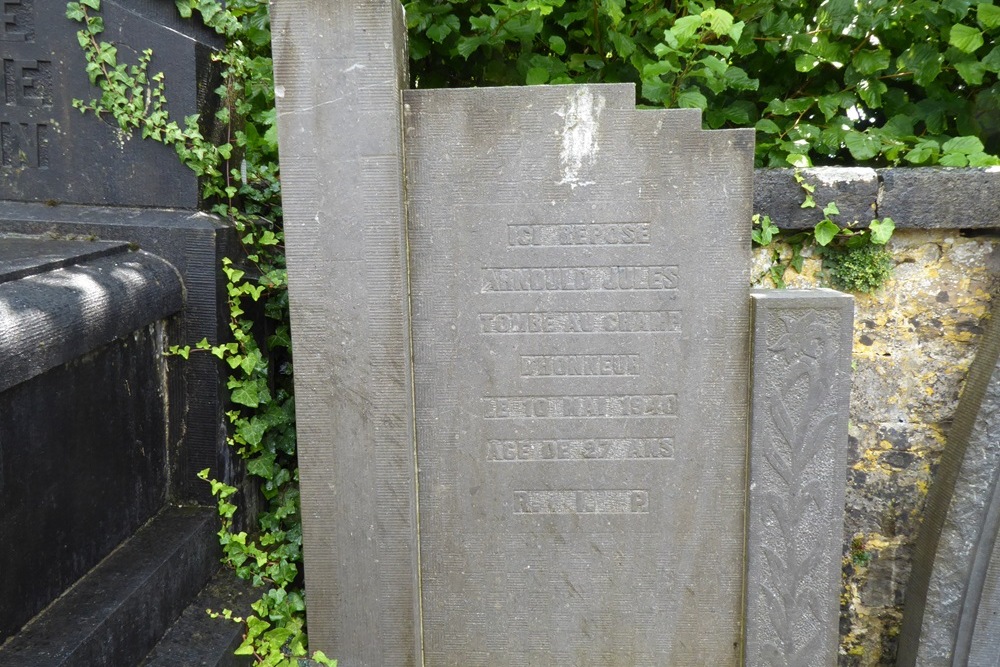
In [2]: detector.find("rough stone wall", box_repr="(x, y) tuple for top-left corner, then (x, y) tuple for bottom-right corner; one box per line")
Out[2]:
(752, 169), (1000, 665)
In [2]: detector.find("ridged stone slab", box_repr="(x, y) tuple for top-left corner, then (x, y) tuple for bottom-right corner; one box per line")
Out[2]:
(899, 292), (1000, 666)
(405, 85), (753, 665)
(270, 1), (420, 664)
(745, 289), (854, 666)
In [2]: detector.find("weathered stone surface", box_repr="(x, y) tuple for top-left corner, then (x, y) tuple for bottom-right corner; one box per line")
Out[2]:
(0, 0), (221, 207)
(752, 230), (1000, 665)
(270, 0), (420, 663)
(0, 243), (182, 391)
(404, 85), (753, 664)
(754, 167), (878, 228)
(0, 237), (124, 282)
(0, 203), (236, 504)
(0, 506), (219, 664)
(879, 168), (1000, 229)
(897, 290), (1000, 665)
(745, 288), (854, 667)
(0, 325), (174, 641)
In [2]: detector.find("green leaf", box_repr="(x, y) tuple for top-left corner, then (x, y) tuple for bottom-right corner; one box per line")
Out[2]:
(670, 15), (704, 44)
(755, 118), (781, 134)
(66, 3), (85, 21)
(676, 89), (708, 110)
(852, 49), (891, 76)
(898, 43), (943, 86)
(939, 152), (969, 166)
(548, 35), (566, 55)
(702, 8), (733, 36)
(950, 24), (985, 54)
(525, 66), (549, 85)
(814, 219), (841, 246)
(868, 217), (895, 244)
(955, 60), (986, 84)
(80, 0), (100, 8)
(795, 54), (820, 72)
(823, 202), (840, 217)
(943, 135), (985, 154)
(844, 131), (880, 160)
(978, 2), (1000, 28)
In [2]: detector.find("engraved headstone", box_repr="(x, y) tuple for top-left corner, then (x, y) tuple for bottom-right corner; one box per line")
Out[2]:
(0, 0), (220, 207)
(273, 0), (761, 662)
(898, 293), (1000, 666)
(405, 84), (752, 665)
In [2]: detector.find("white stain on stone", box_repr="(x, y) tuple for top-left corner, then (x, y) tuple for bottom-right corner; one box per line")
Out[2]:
(808, 166), (876, 186)
(556, 87), (605, 188)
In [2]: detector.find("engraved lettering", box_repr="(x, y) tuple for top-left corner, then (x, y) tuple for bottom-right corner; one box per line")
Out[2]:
(1, 120), (45, 167)
(487, 438), (675, 461)
(482, 395), (677, 419)
(513, 490), (651, 514)
(520, 354), (640, 377)
(479, 310), (682, 334)
(506, 222), (652, 246)
(4, 59), (50, 106)
(0, 0), (32, 42)
(481, 265), (678, 292)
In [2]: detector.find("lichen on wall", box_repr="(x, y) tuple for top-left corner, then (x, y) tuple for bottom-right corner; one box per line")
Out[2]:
(752, 229), (1000, 666)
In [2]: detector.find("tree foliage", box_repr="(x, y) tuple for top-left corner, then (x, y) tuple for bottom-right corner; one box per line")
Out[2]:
(406, 0), (1000, 167)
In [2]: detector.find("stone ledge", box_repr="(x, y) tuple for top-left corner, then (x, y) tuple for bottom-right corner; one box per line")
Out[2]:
(754, 167), (1000, 229)
(0, 244), (183, 392)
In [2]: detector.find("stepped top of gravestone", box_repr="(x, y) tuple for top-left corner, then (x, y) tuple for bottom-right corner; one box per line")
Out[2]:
(0, 0), (222, 208)
(0, 236), (127, 284)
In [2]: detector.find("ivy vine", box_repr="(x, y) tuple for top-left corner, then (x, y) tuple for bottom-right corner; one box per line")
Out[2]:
(66, 1), (330, 665)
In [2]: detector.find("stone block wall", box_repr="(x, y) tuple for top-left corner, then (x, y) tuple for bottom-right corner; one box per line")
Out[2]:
(752, 168), (1000, 665)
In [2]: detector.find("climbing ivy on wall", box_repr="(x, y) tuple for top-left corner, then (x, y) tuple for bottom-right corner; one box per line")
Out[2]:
(66, 1), (331, 665)
(406, 0), (1000, 169)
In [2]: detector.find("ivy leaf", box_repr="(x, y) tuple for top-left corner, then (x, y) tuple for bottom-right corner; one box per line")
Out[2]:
(869, 217), (895, 244)
(548, 35), (566, 55)
(950, 24), (985, 53)
(814, 219), (841, 246)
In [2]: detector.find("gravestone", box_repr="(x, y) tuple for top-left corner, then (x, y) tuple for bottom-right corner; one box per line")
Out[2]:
(898, 293), (1000, 666)
(0, 0), (234, 504)
(746, 289), (854, 666)
(0, 0), (220, 207)
(271, 0), (853, 664)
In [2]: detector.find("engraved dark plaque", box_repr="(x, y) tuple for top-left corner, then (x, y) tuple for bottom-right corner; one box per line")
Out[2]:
(405, 85), (753, 664)
(0, 0), (219, 207)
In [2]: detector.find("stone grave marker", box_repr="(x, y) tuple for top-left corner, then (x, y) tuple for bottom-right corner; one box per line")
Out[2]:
(898, 293), (1000, 666)
(271, 0), (852, 664)
(0, 0), (220, 207)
